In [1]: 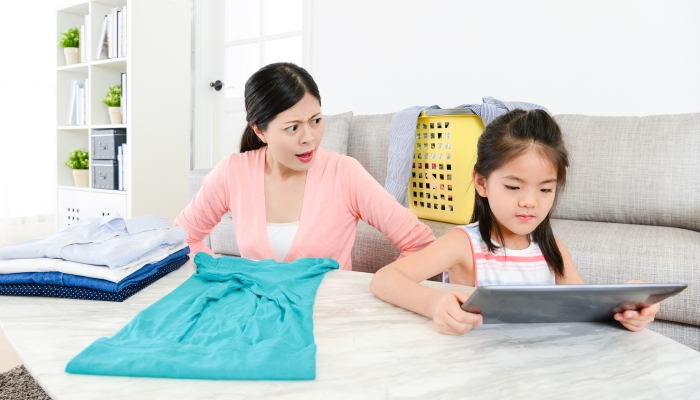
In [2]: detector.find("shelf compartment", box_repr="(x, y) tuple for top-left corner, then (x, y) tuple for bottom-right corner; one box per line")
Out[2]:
(90, 64), (125, 126)
(57, 70), (89, 127)
(56, 3), (89, 68)
(57, 129), (90, 188)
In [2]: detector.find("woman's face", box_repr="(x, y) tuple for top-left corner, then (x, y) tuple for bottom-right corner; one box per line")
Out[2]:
(254, 93), (324, 172)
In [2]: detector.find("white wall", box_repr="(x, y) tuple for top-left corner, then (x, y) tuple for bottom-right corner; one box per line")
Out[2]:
(0, 2), (63, 219)
(311, 0), (700, 116)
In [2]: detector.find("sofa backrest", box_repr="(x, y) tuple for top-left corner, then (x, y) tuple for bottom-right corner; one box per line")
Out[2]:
(552, 113), (700, 232)
(347, 113), (395, 185)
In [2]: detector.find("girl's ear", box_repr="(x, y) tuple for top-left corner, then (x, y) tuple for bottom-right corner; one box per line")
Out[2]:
(253, 125), (266, 144)
(473, 171), (488, 197)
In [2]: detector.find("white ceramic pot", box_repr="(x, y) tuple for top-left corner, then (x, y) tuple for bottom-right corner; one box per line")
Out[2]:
(72, 169), (89, 187)
(64, 47), (80, 65)
(108, 107), (122, 124)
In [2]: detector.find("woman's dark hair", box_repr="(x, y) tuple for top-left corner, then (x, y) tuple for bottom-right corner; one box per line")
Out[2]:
(239, 62), (321, 153)
(470, 109), (569, 277)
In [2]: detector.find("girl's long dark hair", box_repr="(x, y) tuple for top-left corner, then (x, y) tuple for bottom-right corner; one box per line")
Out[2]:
(470, 109), (569, 278)
(239, 62), (321, 153)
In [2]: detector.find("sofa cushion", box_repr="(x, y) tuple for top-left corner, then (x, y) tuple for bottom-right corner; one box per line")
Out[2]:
(320, 111), (353, 155)
(209, 212), (238, 256)
(551, 219), (700, 326)
(351, 219), (455, 281)
(648, 319), (699, 351)
(347, 113), (395, 184)
(552, 113), (700, 232)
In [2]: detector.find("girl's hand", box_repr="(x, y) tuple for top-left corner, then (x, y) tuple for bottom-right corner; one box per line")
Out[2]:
(615, 280), (660, 332)
(431, 291), (483, 335)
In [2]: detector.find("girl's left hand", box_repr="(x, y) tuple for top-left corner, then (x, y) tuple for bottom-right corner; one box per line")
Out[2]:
(614, 280), (660, 332)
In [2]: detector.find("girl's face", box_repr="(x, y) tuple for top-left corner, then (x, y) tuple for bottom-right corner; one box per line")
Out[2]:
(254, 93), (324, 173)
(474, 148), (558, 241)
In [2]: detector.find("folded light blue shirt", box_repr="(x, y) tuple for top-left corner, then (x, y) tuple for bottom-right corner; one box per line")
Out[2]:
(66, 253), (339, 380)
(0, 213), (188, 269)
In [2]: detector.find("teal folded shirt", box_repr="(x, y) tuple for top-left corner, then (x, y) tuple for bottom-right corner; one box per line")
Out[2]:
(66, 253), (339, 380)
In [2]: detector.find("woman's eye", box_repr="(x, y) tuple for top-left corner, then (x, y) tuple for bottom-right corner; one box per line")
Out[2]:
(285, 125), (298, 132)
(505, 185), (519, 190)
(312, 118), (322, 125)
(541, 188), (553, 193)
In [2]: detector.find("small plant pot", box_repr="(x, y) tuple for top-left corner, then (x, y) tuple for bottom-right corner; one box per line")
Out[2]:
(108, 107), (122, 124)
(64, 47), (80, 65)
(72, 169), (89, 187)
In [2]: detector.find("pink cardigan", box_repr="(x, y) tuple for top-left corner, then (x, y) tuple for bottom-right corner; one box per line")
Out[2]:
(174, 148), (435, 270)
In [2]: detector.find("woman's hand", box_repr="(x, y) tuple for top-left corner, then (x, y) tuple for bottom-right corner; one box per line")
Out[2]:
(431, 291), (483, 335)
(615, 280), (660, 332)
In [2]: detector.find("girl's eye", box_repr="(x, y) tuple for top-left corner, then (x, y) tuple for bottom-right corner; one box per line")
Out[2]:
(312, 118), (322, 124)
(285, 125), (298, 132)
(541, 188), (553, 193)
(505, 185), (519, 190)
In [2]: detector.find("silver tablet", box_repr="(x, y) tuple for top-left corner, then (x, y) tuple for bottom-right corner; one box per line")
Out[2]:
(460, 283), (687, 323)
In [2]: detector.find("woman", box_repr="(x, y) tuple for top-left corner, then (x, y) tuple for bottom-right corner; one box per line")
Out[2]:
(175, 62), (434, 270)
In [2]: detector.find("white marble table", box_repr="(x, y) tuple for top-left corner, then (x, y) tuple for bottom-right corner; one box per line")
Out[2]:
(1, 260), (700, 399)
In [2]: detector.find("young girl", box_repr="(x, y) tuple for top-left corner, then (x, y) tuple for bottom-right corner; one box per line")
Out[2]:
(370, 109), (659, 335)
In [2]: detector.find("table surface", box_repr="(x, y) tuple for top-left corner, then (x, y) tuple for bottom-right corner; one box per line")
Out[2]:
(1, 260), (700, 399)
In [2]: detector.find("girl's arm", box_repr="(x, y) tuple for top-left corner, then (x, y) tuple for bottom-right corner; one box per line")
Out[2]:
(370, 229), (483, 335)
(173, 157), (233, 256)
(554, 236), (584, 284)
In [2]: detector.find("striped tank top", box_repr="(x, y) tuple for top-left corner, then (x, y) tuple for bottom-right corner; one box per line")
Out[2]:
(444, 222), (555, 286)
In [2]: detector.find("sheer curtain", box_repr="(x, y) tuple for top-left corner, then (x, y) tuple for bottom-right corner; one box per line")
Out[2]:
(0, 3), (60, 247)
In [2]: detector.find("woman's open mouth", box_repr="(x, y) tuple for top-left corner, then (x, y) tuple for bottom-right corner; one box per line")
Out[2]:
(296, 150), (314, 163)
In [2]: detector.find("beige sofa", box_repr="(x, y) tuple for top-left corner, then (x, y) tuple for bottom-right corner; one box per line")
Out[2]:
(188, 111), (700, 351)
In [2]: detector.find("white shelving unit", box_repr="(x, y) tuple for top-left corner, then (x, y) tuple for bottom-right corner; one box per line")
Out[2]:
(55, 0), (191, 230)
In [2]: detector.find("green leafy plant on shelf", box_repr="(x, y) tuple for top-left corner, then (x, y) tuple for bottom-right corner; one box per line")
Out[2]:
(102, 85), (122, 107)
(65, 149), (89, 170)
(58, 27), (80, 48)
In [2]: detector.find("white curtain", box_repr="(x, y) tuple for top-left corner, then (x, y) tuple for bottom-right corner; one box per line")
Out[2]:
(0, 3), (59, 247)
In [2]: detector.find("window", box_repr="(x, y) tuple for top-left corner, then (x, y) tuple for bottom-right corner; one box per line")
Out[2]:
(224, 0), (307, 98)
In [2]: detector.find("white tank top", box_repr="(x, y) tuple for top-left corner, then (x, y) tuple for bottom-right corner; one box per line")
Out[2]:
(266, 221), (299, 262)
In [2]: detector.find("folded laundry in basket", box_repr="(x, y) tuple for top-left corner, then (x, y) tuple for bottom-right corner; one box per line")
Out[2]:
(0, 213), (188, 269)
(0, 254), (189, 302)
(0, 242), (188, 282)
(0, 247), (189, 292)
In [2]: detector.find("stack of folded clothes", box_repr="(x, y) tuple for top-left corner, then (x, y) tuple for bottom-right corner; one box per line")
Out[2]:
(0, 213), (190, 302)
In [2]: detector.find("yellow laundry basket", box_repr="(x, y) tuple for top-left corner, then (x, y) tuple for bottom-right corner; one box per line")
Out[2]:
(408, 108), (485, 224)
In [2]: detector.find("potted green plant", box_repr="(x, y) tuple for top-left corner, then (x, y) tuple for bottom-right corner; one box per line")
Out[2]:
(58, 26), (80, 65)
(102, 85), (122, 124)
(65, 149), (89, 187)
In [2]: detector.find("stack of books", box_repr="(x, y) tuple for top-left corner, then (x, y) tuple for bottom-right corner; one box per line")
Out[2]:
(120, 72), (128, 124)
(96, 6), (127, 60)
(79, 14), (89, 63)
(66, 78), (89, 126)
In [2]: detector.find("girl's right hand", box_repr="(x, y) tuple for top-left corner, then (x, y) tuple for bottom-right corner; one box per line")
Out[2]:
(431, 291), (483, 335)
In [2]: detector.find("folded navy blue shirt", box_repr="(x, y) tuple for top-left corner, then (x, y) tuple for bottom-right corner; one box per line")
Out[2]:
(0, 247), (189, 292)
(0, 255), (189, 302)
